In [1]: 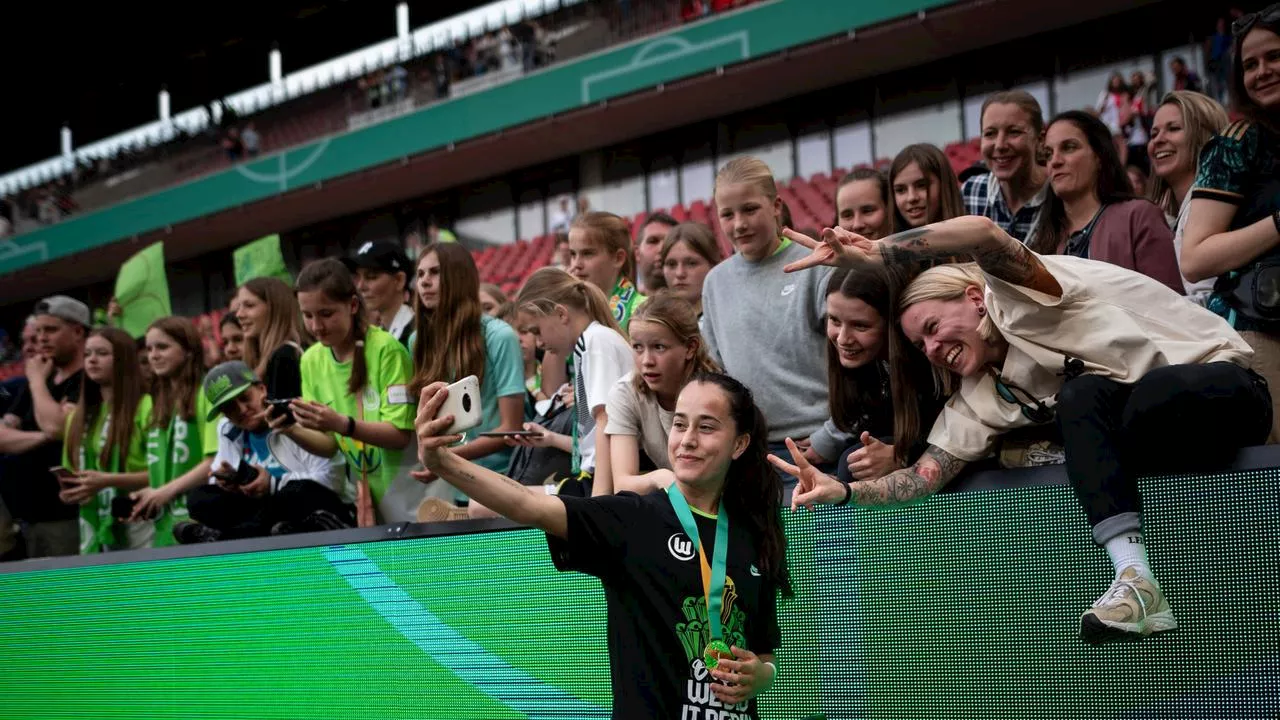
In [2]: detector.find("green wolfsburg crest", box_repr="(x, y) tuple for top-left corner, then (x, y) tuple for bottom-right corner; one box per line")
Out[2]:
(206, 374), (233, 397)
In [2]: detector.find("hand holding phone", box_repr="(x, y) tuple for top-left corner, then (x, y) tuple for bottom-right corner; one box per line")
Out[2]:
(436, 375), (482, 435)
(266, 398), (297, 427)
(477, 430), (542, 438)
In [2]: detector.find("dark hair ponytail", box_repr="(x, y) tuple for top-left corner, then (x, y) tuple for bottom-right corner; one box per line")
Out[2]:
(296, 258), (370, 396)
(689, 371), (791, 596)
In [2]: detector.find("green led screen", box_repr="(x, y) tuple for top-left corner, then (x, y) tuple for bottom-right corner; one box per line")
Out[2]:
(1, 467), (1276, 719)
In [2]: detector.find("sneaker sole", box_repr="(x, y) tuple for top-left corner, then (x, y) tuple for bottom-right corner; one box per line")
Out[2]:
(1080, 610), (1179, 645)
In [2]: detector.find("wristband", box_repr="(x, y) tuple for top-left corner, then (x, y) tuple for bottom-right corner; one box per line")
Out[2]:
(762, 660), (777, 690)
(835, 481), (853, 506)
(345, 415), (356, 437)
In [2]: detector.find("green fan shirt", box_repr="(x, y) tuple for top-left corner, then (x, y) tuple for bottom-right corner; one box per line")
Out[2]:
(62, 395), (153, 554)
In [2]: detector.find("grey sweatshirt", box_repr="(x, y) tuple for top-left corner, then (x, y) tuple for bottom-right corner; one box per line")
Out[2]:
(701, 241), (846, 451)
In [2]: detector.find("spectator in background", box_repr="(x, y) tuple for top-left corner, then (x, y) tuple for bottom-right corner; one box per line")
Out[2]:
(1030, 110), (1183, 293)
(1148, 91), (1229, 305)
(0, 296), (90, 558)
(1096, 72), (1132, 165)
(551, 233), (571, 269)
(345, 240), (416, 348)
(659, 222), (723, 320)
(962, 91), (1050, 245)
(178, 361), (352, 543)
(890, 144), (965, 230)
(1170, 56), (1203, 93)
(433, 55), (452, 100)
(550, 197), (573, 234)
(479, 283), (510, 317)
(241, 122), (261, 158)
(222, 128), (244, 162)
(220, 314), (245, 362)
(428, 217), (458, 244)
(1206, 17), (1232, 104)
(836, 168), (895, 241)
(634, 212), (678, 294)
(1127, 165), (1149, 195)
(235, 277), (306, 400)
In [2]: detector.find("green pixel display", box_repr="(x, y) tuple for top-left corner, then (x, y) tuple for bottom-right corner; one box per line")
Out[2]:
(1, 468), (1276, 719)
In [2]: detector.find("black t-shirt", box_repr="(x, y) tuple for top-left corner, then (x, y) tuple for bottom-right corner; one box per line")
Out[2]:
(263, 344), (303, 400)
(0, 370), (83, 522)
(548, 491), (779, 720)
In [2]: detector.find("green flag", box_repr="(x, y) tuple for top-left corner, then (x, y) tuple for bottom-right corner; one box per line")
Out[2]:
(233, 234), (292, 286)
(114, 242), (172, 339)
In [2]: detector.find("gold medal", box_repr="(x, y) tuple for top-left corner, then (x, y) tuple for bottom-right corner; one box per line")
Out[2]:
(703, 638), (732, 669)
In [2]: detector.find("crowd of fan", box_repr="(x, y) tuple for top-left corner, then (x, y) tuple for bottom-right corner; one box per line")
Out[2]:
(0, 5), (1268, 645)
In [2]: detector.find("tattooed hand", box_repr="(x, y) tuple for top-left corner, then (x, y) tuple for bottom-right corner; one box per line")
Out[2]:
(848, 446), (968, 507)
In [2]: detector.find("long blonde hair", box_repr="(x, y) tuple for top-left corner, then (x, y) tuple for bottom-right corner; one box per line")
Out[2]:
(1147, 91), (1230, 217)
(517, 266), (623, 336)
(239, 277), (304, 379)
(410, 243), (488, 396)
(147, 317), (206, 429)
(628, 291), (719, 397)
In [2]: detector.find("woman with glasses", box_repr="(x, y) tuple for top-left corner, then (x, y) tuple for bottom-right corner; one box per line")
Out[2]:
(772, 216), (1270, 645)
(1183, 3), (1280, 442)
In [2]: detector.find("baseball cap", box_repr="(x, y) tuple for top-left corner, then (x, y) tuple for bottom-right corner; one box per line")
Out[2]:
(203, 361), (260, 420)
(344, 240), (411, 276)
(34, 295), (91, 328)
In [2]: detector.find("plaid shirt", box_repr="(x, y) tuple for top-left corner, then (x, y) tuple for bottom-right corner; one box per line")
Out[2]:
(961, 172), (1048, 244)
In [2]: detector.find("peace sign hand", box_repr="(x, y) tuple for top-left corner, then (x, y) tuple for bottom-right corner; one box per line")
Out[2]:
(767, 437), (847, 512)
(781, 227), (882, 273)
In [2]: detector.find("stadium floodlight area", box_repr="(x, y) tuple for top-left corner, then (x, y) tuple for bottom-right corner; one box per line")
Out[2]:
(0, 0), (586, 196)
(3, 450), (1277, 719)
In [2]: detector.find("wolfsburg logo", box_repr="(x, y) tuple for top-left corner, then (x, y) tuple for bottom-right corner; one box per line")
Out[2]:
(668, 533), (695, 562)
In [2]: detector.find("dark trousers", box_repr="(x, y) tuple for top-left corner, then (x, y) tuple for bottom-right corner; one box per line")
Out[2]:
(1055, 363), (1271, 545)
(188, 480), (353, 540)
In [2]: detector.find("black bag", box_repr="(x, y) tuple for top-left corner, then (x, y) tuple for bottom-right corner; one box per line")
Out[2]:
(507, 394), (575, 487)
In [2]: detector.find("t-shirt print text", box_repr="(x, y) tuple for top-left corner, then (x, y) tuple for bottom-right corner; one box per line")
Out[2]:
(668, 533), (695, 561)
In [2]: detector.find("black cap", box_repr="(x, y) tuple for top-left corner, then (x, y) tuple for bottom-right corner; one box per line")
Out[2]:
(344, 240), (411, 276)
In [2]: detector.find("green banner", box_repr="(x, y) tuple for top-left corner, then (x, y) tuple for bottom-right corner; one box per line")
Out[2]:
(113, 242), (172, 339)
(233, 234), (291, 286)
(0, 0), (955, 284)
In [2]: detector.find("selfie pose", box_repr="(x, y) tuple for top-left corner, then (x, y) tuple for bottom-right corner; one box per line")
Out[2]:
(776, 217), (1270, 643)
(415, 372), (785, 719)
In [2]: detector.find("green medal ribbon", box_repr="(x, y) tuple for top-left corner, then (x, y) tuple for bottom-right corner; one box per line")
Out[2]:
(666, 483), (731, 668)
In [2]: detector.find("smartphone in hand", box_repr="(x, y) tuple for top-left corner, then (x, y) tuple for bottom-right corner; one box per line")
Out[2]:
(437, 376), (483, 434)
(266, 398), (297, 427)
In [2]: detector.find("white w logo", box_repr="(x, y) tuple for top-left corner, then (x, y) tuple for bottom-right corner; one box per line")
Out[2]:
(667, 533), (695, 562)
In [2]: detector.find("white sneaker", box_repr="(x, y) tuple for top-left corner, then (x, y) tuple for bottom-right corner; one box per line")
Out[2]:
(1080, 566), (1178, 644)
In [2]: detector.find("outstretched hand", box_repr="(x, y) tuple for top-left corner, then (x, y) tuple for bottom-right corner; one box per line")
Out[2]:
(414, 383), (464, 472)
(767, 437), (847, 512)
(847, 431), (899, 481)
(781, 227), (881, 273)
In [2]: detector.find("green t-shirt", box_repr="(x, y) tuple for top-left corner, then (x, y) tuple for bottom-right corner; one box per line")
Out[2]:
(301, 325), (414, 510)
(147, 391), (220, 548)
(63, 395), (153, 554)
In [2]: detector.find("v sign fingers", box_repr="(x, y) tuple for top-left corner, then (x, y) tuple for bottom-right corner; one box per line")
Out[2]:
(782, 227), (820, 250)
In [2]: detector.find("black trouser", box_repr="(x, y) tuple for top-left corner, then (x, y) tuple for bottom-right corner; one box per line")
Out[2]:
(1055, 363), (1271, 545)
(188, 480), (354, 540)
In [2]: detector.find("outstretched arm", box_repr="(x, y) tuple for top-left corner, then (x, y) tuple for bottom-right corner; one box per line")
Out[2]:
(770, 440), (967, 510)
(416, 383), (568, 538)
(784, 217), (1062, 297)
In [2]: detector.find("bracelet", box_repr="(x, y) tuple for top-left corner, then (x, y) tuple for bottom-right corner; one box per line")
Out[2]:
(762, 660), (777, 689)
(834, 481), (853, 506)
(345, 415), (356, 437)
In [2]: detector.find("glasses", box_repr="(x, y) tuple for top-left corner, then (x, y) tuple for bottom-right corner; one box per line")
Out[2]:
(987, 368), (1055, 424)
(1233, 5), (1280, 37)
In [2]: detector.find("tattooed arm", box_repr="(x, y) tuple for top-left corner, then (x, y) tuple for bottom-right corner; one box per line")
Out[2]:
(876, 217), (1063, 297)
(848, 446), (967, 507)
(783, 217), (1062, 297)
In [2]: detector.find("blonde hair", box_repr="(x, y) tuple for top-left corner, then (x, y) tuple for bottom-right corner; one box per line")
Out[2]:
(1147, 91), (1230, 216)
(899, 263), (998, 342)
(571, 211), (635, 282)
(628, 291), (719, 397)
(517, 266), (624, 336)
(714, 156), (779, 201)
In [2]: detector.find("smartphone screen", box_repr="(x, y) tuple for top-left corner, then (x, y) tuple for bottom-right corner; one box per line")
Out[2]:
(477, 431), (541, 438)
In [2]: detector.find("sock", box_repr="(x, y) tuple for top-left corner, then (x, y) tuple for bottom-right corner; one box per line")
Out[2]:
(1103, 532), (1151, 578)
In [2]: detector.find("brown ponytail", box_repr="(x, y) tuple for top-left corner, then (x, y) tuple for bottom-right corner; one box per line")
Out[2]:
(296, 258), (371, 396)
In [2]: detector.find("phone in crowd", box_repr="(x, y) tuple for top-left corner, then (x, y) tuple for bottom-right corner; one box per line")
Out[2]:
(49, 466), (78, 483)
(437, 375), (482, 435)
(266, 397), (297, 427)
(222, 461), (260, 487)
(111, 494), (138, 521)
(477, 430), (541, 438)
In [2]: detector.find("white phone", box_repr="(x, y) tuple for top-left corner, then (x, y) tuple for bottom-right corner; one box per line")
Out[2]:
(437, 375), (482, 435)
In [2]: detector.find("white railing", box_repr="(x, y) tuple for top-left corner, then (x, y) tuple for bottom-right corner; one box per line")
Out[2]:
(0, 0), (585, 196)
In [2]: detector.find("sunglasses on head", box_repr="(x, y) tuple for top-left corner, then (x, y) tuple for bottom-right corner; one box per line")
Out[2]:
(1234, 5), (1280, 37)
(987, 367), (1055, 424)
